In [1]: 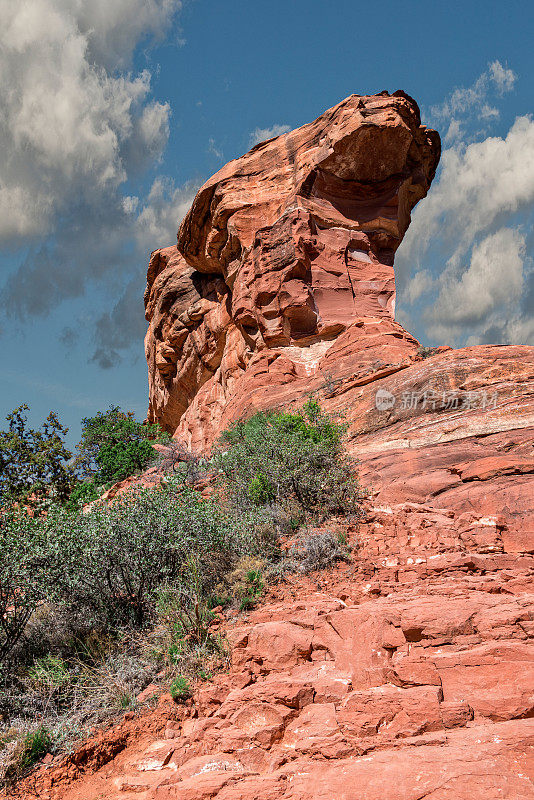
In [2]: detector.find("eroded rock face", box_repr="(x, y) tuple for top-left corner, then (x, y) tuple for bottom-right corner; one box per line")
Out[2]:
(144, 91), (440, 448)
(24, 501), (534, 800)
(144, 91), (533, 541)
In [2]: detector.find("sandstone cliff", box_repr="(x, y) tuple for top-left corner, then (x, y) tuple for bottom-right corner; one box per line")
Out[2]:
(144, 91), (439, 449)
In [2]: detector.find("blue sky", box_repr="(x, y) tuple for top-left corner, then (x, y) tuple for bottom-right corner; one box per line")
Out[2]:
(1, 0), (533, 448)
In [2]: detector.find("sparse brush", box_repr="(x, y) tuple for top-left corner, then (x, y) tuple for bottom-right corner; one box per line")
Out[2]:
(157, 442), (206, 485)
(289, 530), (351, 573)
(2, 727), (52, 783)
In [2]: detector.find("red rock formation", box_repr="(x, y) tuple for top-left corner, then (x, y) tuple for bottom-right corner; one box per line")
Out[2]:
(144, 91), (440, 449)
(13, 91), (534, 800)
(144, 92), (533, 542)
(18, 500), (534, 799)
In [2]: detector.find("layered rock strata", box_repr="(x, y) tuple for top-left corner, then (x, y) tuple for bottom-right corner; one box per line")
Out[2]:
(144, 92), (533, 541)
(22, 501), (534, 799)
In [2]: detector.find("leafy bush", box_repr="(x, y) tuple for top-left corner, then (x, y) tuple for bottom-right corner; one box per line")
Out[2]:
(289, 530), (351, 573)
(44, 482), (248, 628)
(0, 405), (72, 509)
(64, 479), (101, 512)
(0, 512), (46, 662)
(73, 406), (164, 486)
(215, 400), (362, 518)
(15, 727), (51, 774)
(27, 655), (70, 693)
(157, 585), (216, 652)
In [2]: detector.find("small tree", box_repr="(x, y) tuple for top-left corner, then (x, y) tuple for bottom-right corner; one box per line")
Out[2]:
(215, 400), (362, 517)
(0, 406), (72, 509)
(73, 406), (163, 486)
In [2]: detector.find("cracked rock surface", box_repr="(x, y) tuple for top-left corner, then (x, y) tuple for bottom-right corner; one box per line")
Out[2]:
(20, 500), (534, 799)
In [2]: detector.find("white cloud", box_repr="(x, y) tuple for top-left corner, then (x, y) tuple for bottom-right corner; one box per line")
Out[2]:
(430, 60), (517, 144)
(396, 61), (533, 348)
(488, 60), (516, 94)
(428, 227), (526, 333)
(91, 177), (198, 368)
(135, 177), (198, 249)
(399, 115), (534, 280)
(249, 124), (290, 147)
(0, 0), (181, 243)
(207, 138), (223, 159)
(405, 270), (434, 303)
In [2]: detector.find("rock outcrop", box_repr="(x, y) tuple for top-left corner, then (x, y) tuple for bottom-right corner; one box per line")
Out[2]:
(144, 91), (533, 541)
(15, 91), (534, 800)
(144, 91), (440, 449)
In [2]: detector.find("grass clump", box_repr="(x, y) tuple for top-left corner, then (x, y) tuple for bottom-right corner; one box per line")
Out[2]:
(169, 676), (191, 703)
(289, 530), (351, 574)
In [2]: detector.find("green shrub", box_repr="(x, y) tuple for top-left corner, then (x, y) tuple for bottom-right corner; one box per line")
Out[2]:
(0, 511), (46, 662)
(157, 585), (216, 651)
(73, 406), (165, 486)
(238, 569), (264, 611)
(16, 727), (51, 774)
(169, 675), (191, 702)
(64, 480), (101, 512)
(215, 400), (362, 517)
(247, 474), (276, 506)
(44, 482), (246, 628)
(27, 655), (70, 692)
(417, 345), (440, 359)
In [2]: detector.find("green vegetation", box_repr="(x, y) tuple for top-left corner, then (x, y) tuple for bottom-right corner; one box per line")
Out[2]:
(13, 728), (51, 775)
(0, 405), (72, 509)
(215, 399), (362, 517)
(169, 675), (191, 702)
(73, 406), (165, 482)
(0, 404), (169, 513)
(0, 400), (361, 785)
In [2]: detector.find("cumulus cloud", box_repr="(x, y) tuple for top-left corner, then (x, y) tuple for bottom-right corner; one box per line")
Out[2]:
(249, 124), (290, 147)
(0, 0), (182, 328)
(426, 228), (529, 341)
(404, 270), (435, 303)
(401, 115), (534, 274)
(430, 60), (516, 144)
(0, 0), (180, 243)
(134, 178), (198, 250)
(395, 62), (533, 347)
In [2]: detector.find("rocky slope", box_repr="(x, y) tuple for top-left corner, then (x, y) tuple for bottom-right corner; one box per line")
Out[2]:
(18, 500), (534, 799)
(13, 91), (534, 799)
